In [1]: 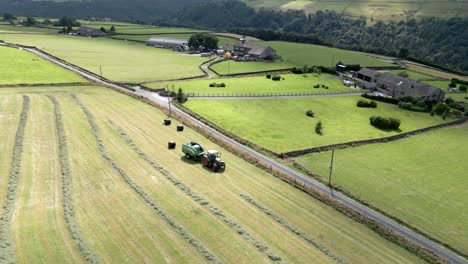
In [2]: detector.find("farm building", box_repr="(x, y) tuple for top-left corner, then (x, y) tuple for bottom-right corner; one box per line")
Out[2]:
(78, 26), (106, 38)
(223, 43), (277, 61)
(354, 68), (445, 103)
(146, 37), (189, 51)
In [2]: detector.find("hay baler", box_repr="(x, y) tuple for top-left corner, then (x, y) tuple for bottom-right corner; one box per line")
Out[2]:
(182, 142), (205, 161)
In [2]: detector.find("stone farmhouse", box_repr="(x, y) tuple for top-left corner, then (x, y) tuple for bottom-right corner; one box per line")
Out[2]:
(223, 43), (277, 61)
(146, 37), (189, 51)
(354, 68), (445, 103)
(78, 26), (106, 38)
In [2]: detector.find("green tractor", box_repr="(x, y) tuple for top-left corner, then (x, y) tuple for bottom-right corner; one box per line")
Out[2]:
(182, 142), (226, 172)
(201, 150), (226, 172)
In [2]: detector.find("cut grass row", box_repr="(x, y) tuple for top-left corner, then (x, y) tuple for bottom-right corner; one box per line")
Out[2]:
(0, 95), (29, 263)
(295, 123), (468, 255)
(70, 94), (222, 263)
(109, 121), (284, 263)
(48, 96), (99, 263)
(184, 96), (448, 153)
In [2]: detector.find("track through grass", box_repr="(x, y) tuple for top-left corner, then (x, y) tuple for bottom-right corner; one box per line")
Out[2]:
(0, 96), (29, 263)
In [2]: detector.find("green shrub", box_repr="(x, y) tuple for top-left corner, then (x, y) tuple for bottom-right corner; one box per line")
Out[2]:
(459, 85), (467, 92)
(272, 75), (281, 81)
(313, 84), (320, 88)
(209, 83), (216, 87)
(369, 116), (401, 130)
(357, 100), (377, 108)
(362, 94), (399, 104)
(315, 121), (323, 135)
(266, 74), (271, 79)
(432, 102), (449, 115)
(306, 110), (315, 117)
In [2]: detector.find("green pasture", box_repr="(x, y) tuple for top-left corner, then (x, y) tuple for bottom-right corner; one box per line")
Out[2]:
(386, 70), (441, 81)
(185, 96), (447, 152)
(0, 46), (84, 84)
(152, 73), (356, 96)
(212, 41), (393, 74)
(0, 31), (207, 83)
(295, 123), (468, 255)
(446, 93), (468, 103)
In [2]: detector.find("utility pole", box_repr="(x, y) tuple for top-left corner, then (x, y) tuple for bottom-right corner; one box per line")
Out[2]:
(99, 65), (103, 77)
(228, 60), (231, 75)
(331, 54), (335, 68)
(328, 149), (335, 190)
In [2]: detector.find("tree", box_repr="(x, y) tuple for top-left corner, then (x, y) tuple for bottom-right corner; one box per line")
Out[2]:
(25, 17), (36, 26)
(3, 13), (16, 21)
(42, 19), (52, 25)
(188, 33), (219, 50)
(315, 121), (323, 135)
(397, 71), (409, 78)
(100, 27), (107, 33)
(399, 48), (409, 58)
(54, 16), (81, 27)
(459, 85), (467, 92)
(432, 103), (449, 115)
(448, 80), (457, 88)
(176, 88), (187, 103)
(110, 26), (116, 33)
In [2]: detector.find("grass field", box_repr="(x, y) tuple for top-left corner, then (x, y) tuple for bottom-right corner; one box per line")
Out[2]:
(0, 46), (84, 84)
(185, 96), (447, 152)
(0, 86), (425, 263)
(404, 62), (468, 82)
(212, 41), (393, 74)
(245, 0), (468, 21)
(295, 123), (468, 255)
(149, 73), (357, 96)
(0, 30), (207, 83)
(446, 93), (468, 103)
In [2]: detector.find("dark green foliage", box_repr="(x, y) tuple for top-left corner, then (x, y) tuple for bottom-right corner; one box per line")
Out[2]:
(266, 74), (271, 79)
(306, 110), (315, 117)
(433, 103), (450, 115)
(452, 78), (468, 86)
(54, 16), (81, 27)
(110, 26), (116, 33)
(361, 94), (399, 104)
(448, 80), (457, 88)
(399, 48), (409, 59)
(398, 96), (430, 112)
(209, 82), (226, 88)
(344, 64), (360, 71)
(464, 111), (468, 116)
(3, 12), (15, 21)
(25, 16), (36, 26)
(315, 121), (323, 135)
(99, 27), (106, 33)
(271, 75), (281, 81)
(188, 33), (218, 50)
(397, 71), (409, 78)
(176, 88), (187, 103)
(459, 85), (467, 92)
(357, 100), (377, 108)
(445, 97), (466, 112)
(369, 116), (401, 130)
(42, 18), (52, 25)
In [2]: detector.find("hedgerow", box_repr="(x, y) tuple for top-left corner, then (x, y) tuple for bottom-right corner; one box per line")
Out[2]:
(47, 96), (100, 264)
(0, 95), (29, 263)
(108, 121), (284, 263)
(70, 94), (221, 264)
(240, 194), (346, 264)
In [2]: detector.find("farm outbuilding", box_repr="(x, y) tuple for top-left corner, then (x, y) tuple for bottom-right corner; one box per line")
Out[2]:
(78, 26), (106, 38)
(354, 68), (445, 103)
(223, 43), (277, 61)
(146, 37), (189, 51)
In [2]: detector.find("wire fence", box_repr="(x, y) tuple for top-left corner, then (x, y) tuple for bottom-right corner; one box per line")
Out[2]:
(186, 89), (363, 98)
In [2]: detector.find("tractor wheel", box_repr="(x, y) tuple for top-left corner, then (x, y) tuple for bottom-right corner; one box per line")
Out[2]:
(202, 157), (209, 167)
(185, 153), (191, 160)
(213, 163), (219, 172)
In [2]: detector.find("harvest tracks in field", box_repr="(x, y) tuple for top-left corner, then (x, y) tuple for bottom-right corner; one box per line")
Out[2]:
(108, 120), (285, 263)
(70, 94), (222, 264)
(48, 95), (100, 264)
(0, 96), (29, 263)
(240, 194), (346, 263)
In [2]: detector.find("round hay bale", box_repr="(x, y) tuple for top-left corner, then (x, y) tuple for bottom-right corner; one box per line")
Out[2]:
(164, 119), (172, 126)
(177, 125), (184, 131)
(168, 141), (176, 149)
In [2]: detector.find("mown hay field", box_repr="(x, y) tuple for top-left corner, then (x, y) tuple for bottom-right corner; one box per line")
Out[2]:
(0, 26), (208, 83)
(295, 123), (468, 255)
(0, 46), (85, 85)
(150, 73), (357, 96)
(0, 85), (425, 263)
(185, 96), (448, 153)
(211, 41), (393, 75)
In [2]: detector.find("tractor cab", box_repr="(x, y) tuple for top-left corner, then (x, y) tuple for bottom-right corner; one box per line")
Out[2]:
(202, 150), (226, 172)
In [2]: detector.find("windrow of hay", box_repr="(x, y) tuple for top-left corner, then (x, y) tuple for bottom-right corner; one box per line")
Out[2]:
(70, 94), (222, 264)
(0, 96), (29, 263)
(48, 95), (100, 264)
(240, 194), (345, 264)
(108, 120), (284, 263)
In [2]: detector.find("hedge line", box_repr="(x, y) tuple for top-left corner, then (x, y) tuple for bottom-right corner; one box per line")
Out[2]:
(70, 94), (221, 264)
(0, 96), (29, 263)
(108, 121), (284, 263)
(48, 96), (100, 264)
(240, 194), (345, 263)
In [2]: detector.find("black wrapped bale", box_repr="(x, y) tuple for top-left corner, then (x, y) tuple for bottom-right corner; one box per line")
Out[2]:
(168, 141), (176, 149)
(177, 125), (184, 131)
(164, 119), (171, 125)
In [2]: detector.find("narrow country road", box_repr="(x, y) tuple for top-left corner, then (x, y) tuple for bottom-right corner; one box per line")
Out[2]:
(17, 44), (468, 264)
